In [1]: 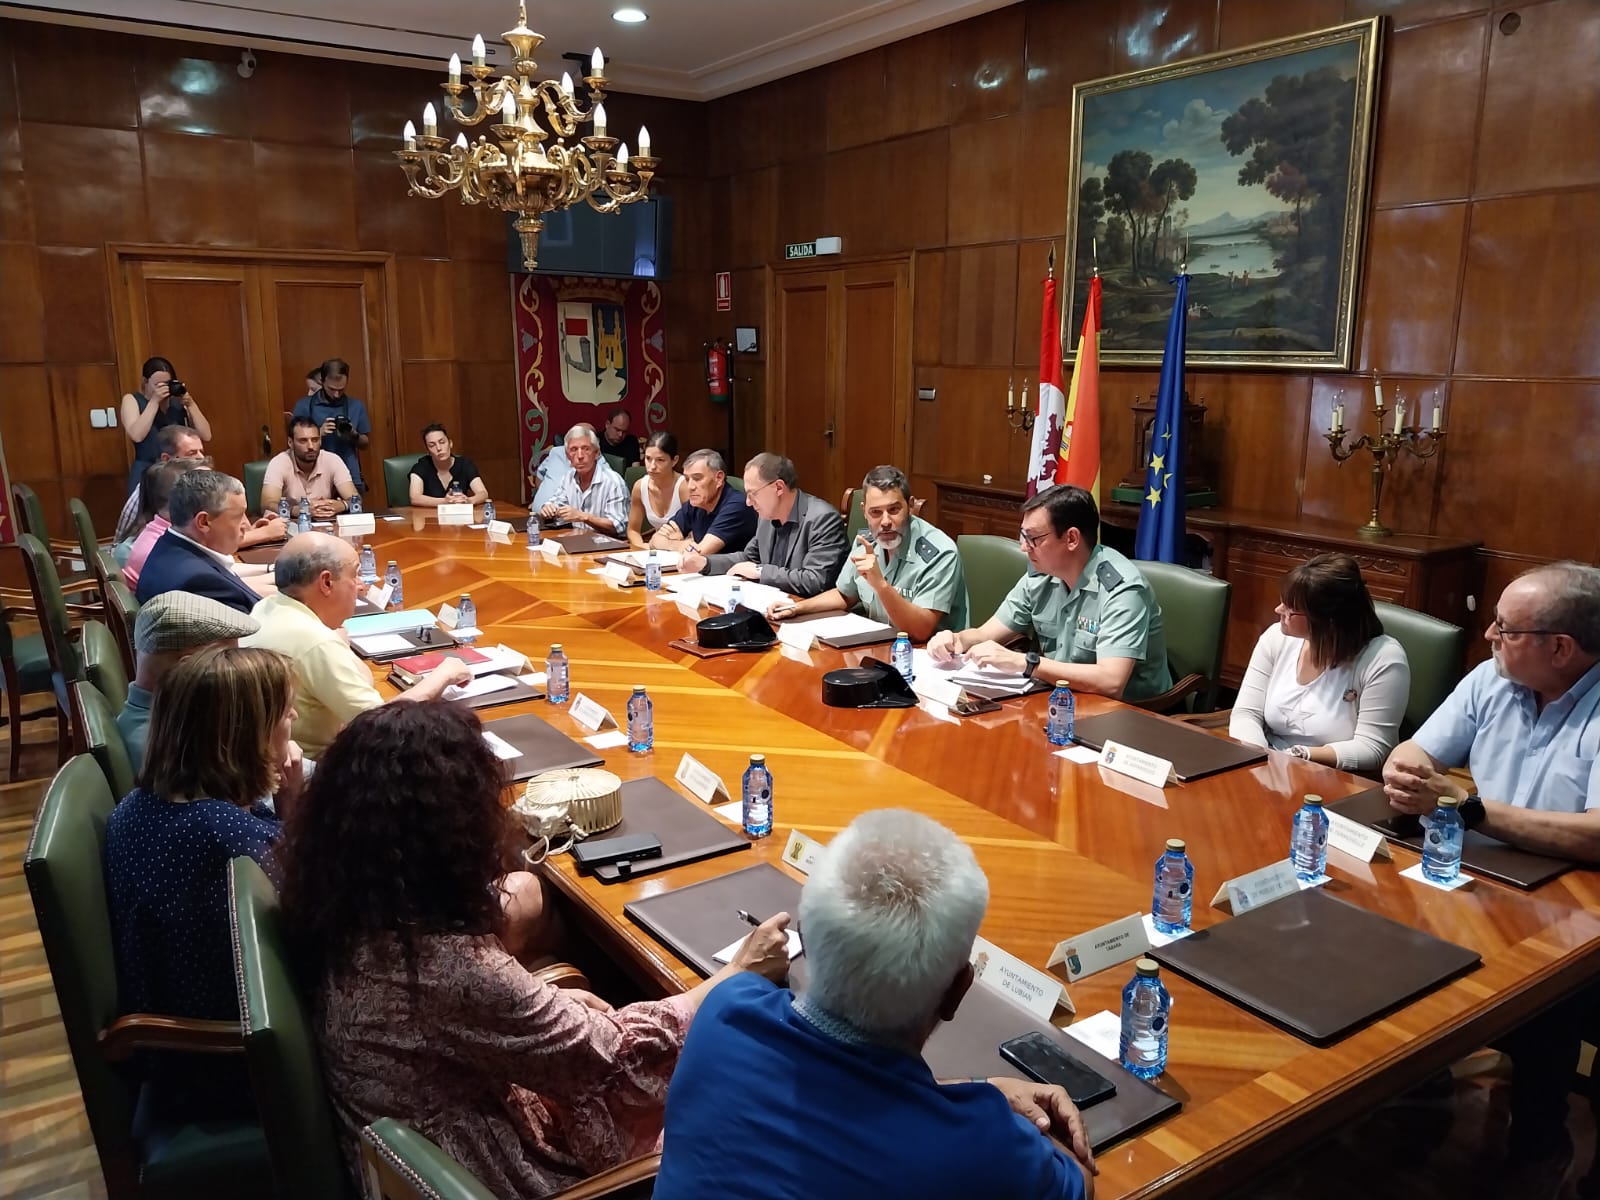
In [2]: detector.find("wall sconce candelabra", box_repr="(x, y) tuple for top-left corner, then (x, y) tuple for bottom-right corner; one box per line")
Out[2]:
(394, 3), (660, 272)
(1325, 376), (1445, 537)
(1004, 377), (1034, 434)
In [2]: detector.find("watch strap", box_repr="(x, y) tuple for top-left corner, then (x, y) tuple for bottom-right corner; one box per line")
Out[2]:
(1023, 651), (1040, 679)
(1460, 794), (1487, 830)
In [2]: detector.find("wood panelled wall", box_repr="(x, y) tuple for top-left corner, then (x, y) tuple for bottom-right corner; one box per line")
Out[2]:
(0, 20), (706, 531)
(671, 0), (1600, 642)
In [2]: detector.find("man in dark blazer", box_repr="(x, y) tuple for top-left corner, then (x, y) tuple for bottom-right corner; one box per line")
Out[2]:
(682, 453), (847, 598)
(136, 468), (264, 614)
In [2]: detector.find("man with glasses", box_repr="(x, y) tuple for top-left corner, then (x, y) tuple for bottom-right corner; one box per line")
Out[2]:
(1381, 561), (1600, 1190)
(680, 452), (846, 598)
(928, 484), (1171, 701)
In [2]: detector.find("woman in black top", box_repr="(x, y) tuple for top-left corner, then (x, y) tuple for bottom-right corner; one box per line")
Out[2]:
(409, 423), (489, 506)
(120, 355), (213, 495)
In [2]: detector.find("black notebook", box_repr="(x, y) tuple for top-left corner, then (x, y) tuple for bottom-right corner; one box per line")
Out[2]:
(624, 863), (797, 974)
(479, 711), (602, 781)
(1072, 708), (1266, 781)
(585, 778), (750, 883)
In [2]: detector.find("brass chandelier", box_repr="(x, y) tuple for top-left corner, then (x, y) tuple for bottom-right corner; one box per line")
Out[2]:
(395, 3), (659, 271)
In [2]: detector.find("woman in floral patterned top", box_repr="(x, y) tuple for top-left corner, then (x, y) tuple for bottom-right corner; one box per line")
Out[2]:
(277, 701), (792, 1198)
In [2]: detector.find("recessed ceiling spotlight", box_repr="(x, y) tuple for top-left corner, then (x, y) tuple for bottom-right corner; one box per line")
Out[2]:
(613, 7), (647, 23)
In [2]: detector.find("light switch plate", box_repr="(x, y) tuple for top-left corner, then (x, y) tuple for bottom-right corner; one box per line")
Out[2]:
(90, 409), (108, 429)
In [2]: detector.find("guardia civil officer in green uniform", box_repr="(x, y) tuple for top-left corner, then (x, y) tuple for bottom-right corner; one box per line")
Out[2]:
(766, 465), (967, 642)
(928, 483), (1172, 700)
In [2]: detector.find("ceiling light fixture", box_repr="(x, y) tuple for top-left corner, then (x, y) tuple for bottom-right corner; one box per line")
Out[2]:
(612, 8), (648, 23)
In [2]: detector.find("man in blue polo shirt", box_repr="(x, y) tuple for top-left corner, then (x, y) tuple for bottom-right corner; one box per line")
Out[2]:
(291, 357), (371, 493)
(1384, 560), (1600, 1189)
(649, 448), (757, 558)
(653, 809), (1095, 1200)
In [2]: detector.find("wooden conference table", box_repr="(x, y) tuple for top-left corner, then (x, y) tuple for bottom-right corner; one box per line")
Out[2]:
(352, 509), (1600, 1199)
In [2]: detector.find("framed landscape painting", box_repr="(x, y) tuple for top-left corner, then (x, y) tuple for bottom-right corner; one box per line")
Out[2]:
(1064, 18), (1383, 370)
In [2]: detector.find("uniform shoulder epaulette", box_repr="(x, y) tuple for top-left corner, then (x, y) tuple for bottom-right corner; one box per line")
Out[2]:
(1096, 560), (1125, 591)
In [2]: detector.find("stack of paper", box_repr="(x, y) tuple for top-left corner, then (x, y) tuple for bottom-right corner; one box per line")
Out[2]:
(608, 549), (683, 570)
(350, 632), (415, 656)
(443, 674), (521, 702)
(792, 613), (893, 641)
(666, 574), (788, 614)
(464, 643), (530, 677)
(908, 650), (1034, 703)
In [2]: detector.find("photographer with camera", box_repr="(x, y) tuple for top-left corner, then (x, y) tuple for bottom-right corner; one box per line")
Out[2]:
(292, 357), (372, 494)
(120, 356), (213, 496)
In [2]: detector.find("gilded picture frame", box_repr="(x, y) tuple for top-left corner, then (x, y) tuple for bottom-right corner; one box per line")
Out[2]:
(1064, 18), (1384, 370)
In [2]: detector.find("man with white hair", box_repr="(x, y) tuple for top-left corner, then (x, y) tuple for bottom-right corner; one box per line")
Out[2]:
(652, 809), (1095, 1200)
(537, 423), (628, 535)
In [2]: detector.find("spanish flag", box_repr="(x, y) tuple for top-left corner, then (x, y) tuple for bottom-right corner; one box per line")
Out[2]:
(1055, 274), (1101, 498)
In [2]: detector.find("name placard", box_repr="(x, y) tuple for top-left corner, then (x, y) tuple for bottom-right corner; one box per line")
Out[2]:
(486, 519), (513, 536)
(567, 693), (616, 732)
(1047, 912), (1149, 983)
(776, 622), (815, 651)
(1326, 810), (1392, 863)
(675, 752), (730, 803)
(366, 583), (393, 610)
(972, 935), (1074, 1018)
(438, 503), (474, 525)
(1211, 859), (1300, 915)
(336, 512), (375, 534)
(781, 829), (826, 874)
(538, 537), (564, 558)
(600, 560), (634, 586)
(437, 602), (459, 628)
(1100, 739), (1176, 789)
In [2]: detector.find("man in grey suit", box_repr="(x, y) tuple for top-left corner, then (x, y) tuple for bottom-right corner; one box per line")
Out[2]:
(680, 453), (847, 598)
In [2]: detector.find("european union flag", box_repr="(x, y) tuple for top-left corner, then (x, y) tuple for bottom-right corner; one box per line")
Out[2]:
(1134, 274), (1189, 564)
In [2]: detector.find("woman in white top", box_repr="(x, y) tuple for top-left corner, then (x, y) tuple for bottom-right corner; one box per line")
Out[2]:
(627, 430), (686, 549)
(1229, 553), (1410, 775)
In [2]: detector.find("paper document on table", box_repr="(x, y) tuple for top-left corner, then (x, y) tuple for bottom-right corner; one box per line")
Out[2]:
(713, 928), (803, 965)
(467, 643), (529, 677)
(350, 633), (412, 655)
(909, 650), (963, 706)
(482, 731), (521, 760)
(609, 550), (682, 570)
(443, 674), (520, 701)
(668, 574), (787, 614)
(795, 613), (893, 641)
(947, 660), (1035, 696)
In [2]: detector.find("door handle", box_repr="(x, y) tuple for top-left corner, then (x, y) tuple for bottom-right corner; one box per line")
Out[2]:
(823, 422), (836, 446)
(260, 424), (271, 456)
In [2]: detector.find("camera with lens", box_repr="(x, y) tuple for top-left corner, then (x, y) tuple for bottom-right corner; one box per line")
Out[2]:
(334, 415), (356, 437)
(167, 380), (188, 400)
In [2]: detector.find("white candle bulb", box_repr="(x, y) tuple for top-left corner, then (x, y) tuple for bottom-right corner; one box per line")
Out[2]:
(422, 103), (437, 136)
(591, 47), (605, 75)
(593, 103), (607, 138)
(448, 53), (460, 83)
(638, 125), (651, 157)
(1432, 403), (1443, 431)
(455, 133), (468, 149)
(402, 120), (416, 150)
(501, 91), (515, 123)
(561, 72), (574, 98)
(1394, 401), (1405, 435)
(472, 34), (486, 66)
(1374, 377), (1384, 411)
(1007, 380), (1015, 413)
(616, 143), (630, 169)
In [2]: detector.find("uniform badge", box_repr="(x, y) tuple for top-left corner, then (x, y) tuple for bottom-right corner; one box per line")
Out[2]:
(915, 536), (938, 564)
(1096, 561), (1124, 592)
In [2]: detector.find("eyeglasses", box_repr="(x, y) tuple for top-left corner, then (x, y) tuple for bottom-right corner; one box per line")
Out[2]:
(1492, 614), (1557, 639)
(1018, 527), (1053, 550)
(745, 479), (779, 502)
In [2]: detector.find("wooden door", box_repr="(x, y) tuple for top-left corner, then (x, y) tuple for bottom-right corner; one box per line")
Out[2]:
(770, 258), (912, 504)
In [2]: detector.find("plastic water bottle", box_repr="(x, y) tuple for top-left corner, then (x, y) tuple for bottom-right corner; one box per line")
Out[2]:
(483, 498), (496, 524)
(447, 480), (465, 498)
(1047, 683), (1076, 745)
(742, 753), (773, 838)
(1119, 958), (1171, 1080)
(357, 545), (378, 584)
(1152, 838), (1194, 934)
(384, 560), (403, 609)
(728, 580), (743, 612)
(347, 491), (362, 516)
(527, 519), (542, 549)
(546, 644), (569, 704)
(1291, 793), (1330, 882)
(456, 593), (478, 644)
(891, 632), (913, 682)
(627, 685), (653, 753)
(644, 549), (662, 592)
(277, 496), (290, 523)
(297, 496), (311, 534)
(1422, 796), (1465, 884)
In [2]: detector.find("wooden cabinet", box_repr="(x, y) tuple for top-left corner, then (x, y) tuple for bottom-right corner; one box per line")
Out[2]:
(935, 476), (1483, 686)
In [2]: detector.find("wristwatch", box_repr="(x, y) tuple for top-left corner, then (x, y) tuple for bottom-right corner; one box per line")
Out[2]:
(1023, 651), (1041, 678)
(1459, 793), (1486, 830)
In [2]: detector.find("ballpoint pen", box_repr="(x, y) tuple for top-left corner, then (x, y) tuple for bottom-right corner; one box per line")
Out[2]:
(736, 909), (760, 927)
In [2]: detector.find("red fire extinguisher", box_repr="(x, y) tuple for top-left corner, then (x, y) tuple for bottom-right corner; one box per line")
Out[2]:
(705, 341), (730, 403)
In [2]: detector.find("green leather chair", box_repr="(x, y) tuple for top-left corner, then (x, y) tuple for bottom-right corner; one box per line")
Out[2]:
(624, 463), (648, 492)
(956, 534), (1028, 628)
(1136, 561), (1231, 714)
(228, 856), (356, 1200)
(727, 475), (744, 493)
(16, 482), (98, 593)
(70, 497), (104, 569)
(1375, 600), (1468, 737)
(1, 591), (61, 780)
(242, 460), (272, 518)
(602, 452), (626, 476)
(72, 680), (136, 799)
(840, 487), (927, 547)
(385, 455), (422, 508)
(83, 619), (130, 710)
(360, 1118), (659, 1200)
(25, 755), (270, 1200)
(19, 532), (84, 763)
(104, 578), (140, 682)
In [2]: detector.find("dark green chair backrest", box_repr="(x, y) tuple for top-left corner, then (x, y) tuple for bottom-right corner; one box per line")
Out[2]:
(243, 459), (272, 518)
(844, 489), (866, 545)
(1137, 561), (1231, 713)
(18, 532), (83, 684)
(726, 475), (744, 493)
(103, 579), (139, 682)
(1374, 600), (1468, 738)
(229, 856), (354, 1200)
(384, 456), (420, 509)
(360, 1120), (498, 1200)
(69, 498), (100, 568)
(24, 755), (140, 1186)
(956, 534), (1028, 628)
(624, 463), (648, 492)
(12, 481), (50, 541)
(602, 452), (626, 476)
(72, 681), (136, 800)
(82, 620), (129, 710)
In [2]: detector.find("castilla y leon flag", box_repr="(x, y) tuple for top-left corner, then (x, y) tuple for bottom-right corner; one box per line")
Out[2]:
(1024, 264), (1066, 498)
(1055, 275), (1102, 497)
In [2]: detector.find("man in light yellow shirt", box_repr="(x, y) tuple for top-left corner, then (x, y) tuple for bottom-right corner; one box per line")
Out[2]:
(243, 532), (469, 757)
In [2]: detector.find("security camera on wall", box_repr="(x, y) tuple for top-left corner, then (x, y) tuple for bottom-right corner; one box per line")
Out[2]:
(238, 48), (257, 78)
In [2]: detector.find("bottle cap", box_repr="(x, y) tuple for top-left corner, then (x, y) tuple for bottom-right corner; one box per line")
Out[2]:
(633, 684), (646, 693)
(1438, 796), (1460, 807)
(387, 560), (398, 566)
(749, 753), (766, 765)
(1166, 838), (1186, 852)
(1135, 958), (1160, 977)
(460, 592), (471, 601)
(896, 631), (908, 638)
(1303, 794), (1324, 807)
(550, 643), (563, 652)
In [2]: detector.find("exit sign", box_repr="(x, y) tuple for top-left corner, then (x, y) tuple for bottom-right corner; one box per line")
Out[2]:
(785, 236), (843, 260)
